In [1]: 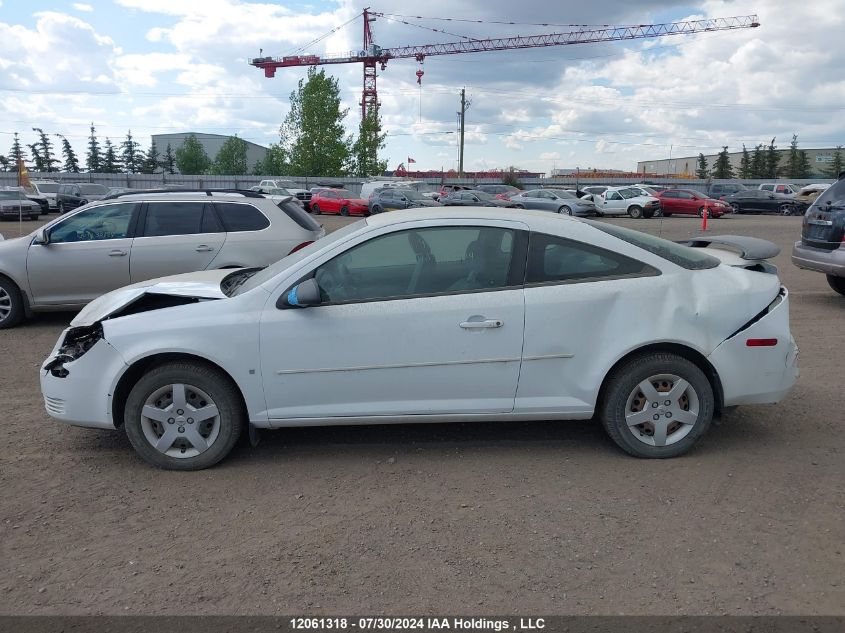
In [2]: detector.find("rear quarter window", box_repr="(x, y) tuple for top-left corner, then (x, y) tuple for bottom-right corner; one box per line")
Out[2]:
(587, 222), (720, 270)
(213, 202), (271, 232)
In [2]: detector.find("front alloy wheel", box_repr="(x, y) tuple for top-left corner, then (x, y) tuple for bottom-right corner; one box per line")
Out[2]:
(559, 205), (572, 215)
(600, 353), (714, 458)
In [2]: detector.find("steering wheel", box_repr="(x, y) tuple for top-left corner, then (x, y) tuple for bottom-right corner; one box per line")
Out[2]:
(315, 262), (355, 301)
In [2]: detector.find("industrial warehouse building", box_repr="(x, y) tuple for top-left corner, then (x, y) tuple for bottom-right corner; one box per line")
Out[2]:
(151, 133), (269, 173)
(637, 147), (842, 177)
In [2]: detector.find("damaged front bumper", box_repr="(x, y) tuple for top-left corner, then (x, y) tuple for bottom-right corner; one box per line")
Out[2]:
(40, 324), (128, 429)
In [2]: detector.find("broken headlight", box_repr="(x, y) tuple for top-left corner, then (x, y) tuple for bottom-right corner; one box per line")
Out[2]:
(45, 323), (104, 377)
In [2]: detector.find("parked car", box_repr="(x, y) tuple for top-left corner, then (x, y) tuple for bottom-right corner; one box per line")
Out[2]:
(439, 190), (519, 208)
(258, 179), (311, 207)
(791, 175), (845, 296)
(435, 184), (474, 200)
(309, 189), (370, 216)
(593, 187), (660, 218)
(654, 189), (731, 218)
(707, 183), (748, 200)
(28, 180), (60, 211)
(0, 190), (324, 328)
(369, 188), (442, 214)
(0, 189), (41, 220)
(579, 186), (609, 200)
(14, 186), (49, 213)
(57, 183), (110, 213)
(250, 185), (305, 208)
(759, 183), (801, 197)
(476, 184), (521, 199)
(722, 190), (798, 215)
(792, 184), (830, 212)
(509, 189), (598, 216)
(39, 207), (798, 469)
(360, 179), (431, 200)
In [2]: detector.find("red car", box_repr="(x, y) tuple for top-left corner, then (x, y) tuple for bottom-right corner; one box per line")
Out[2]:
(654, 189), (731, 218)
(309, 189), (370, 216)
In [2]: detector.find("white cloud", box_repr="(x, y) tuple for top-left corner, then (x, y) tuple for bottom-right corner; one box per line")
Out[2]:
(72, 3), (94, 11)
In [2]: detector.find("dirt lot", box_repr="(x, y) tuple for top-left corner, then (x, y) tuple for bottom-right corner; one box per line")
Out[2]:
(0, 212), (842, 616)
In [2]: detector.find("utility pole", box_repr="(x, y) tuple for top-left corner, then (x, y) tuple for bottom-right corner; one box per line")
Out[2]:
(459, 88), (469, 177)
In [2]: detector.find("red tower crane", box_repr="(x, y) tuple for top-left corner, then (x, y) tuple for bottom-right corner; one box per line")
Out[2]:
(251, 10), (759, 121)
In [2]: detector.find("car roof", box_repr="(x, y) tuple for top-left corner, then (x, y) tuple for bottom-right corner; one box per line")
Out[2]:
(364, 206), (578, 230)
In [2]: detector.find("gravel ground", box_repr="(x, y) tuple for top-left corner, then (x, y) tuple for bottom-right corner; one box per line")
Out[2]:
(0, 212), (842, 615)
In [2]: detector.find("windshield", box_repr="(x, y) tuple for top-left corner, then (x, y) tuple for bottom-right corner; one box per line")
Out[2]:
(472, 191), (495, 201)
(233, 220), (366, 296)
(334, 189), (352, 197)
(547, 189), (576, 200)
(267, 187), (291, 196)
(0, 191), (25, 200)
(618, 188), (640, 199)
(79, 184), (108, 195)
(395, 189), (426, 201)
(34, 183), (59, 193)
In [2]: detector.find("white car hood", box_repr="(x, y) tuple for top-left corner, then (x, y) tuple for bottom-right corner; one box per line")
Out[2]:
(72, 269), (234, 326)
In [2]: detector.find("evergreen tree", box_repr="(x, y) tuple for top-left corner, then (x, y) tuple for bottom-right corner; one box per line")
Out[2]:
(0, 156), (10, 172)
(259, 143), (287, 175)
(765, 137), (780, 178)
(825, 146), (843, 178)
(712, 146), (734, 179)
(162, 143), (176, 174)
(175, 134), (211, 174)
(140, 141), (161, 174)
(350, 107), (388, 177)
(101, 139), (121, 173)
(86, 124), (101, 172)
(751, 144), (766, 179)
(59, 136), (80, 172)
(211, 135), (249, 175)
(31, 127), (60, 172)
(28, 143), (45, 172)
(120, 130), (144, 173)
(282, 67), (352, 176)
(785, 134), (801, 178)
(695, 153), (709, 179)
(798, 150), (812, 179)
(8, 132), (26, 167)
(738, 144), (752, 179)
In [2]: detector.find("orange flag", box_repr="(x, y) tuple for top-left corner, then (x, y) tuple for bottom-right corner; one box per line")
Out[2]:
(17, 159), (32, 189)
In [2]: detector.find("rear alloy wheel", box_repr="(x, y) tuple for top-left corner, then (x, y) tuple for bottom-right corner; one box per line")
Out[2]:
(730, 203), (740, 214)
(124, 362), (244, 470)
(779, 203), (794, 216)
(827, 274), (845, 297)
(628, 205), (643, 219)
(600, 353), (714, 458)
(0, 277), (25, 329)
(559, 205), (572, 215)
(340, 206), (350, 216)
(311, 204), (321, 215)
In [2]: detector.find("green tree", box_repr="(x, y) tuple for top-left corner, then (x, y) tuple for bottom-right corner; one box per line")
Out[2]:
(86, 124), (101, 172)
(120, 130), (144, 173)
(283, 67), (351, 176)
(101, 138), (122, 173)
(738, 144), (752, 179)
(0, 156), (10, 172)
(162, 143), (176, 174)
(258, 143), (288, 175)
(825, 146), (843, 178)
(252, 160), (264, 176)
(175, 134), (210, 174)
(798, 150), (812, 179)
(140, 141), (160, 174)
(350, 107), (387, 177)
(751, 144), (766, 179)
(695, 153), (709, 179)
(8, 132), (26, 167)
(59, 136), (80, 172)
(28, 143), (45, 172)
(31, 127), (60, 172)
(712, 146), (734, 179)
(211, 135), (249, 175)
(785, 134), (801, 178)
(502, 166), (524, 189)
(765, 137), (780, 178)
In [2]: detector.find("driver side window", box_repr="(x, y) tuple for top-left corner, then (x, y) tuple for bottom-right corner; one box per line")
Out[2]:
(49, 203), (136, 243)
(313, 226), (518, 304)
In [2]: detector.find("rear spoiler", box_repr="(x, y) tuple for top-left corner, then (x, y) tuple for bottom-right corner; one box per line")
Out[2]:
(678, 235), (780, 273)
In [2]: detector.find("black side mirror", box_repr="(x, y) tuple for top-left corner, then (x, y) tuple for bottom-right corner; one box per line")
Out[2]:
(278, 278), (321, 309)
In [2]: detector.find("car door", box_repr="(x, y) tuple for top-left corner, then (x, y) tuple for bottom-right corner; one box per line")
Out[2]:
(129, 201), (227, 283)
(259, 220), (528, 419)
(26, 202), (138, 306)
(659, 191), (677, 213)
(601, 191), (625, 215)
(676, 191), (696, 214)
(534, 190), (559, 211)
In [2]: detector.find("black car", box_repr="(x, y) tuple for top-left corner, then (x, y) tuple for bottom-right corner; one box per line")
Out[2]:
(707, 183), (748, 200)
(0, 190), (41, 220)
(791, 175), (845, 296)
(722, 189), (797, 215)
(369, 188), (442, 214)
(57, 183), (110, 213)
(439, 190), (518, 208)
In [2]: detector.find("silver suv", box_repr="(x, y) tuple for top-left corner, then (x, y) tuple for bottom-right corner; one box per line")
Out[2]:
(0, 189), (325, 328)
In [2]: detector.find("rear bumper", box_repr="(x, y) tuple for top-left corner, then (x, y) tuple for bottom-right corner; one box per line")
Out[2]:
(791, 240), (845, 276)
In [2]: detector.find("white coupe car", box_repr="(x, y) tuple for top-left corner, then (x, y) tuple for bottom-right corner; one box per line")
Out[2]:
(40, 209), (798, 470)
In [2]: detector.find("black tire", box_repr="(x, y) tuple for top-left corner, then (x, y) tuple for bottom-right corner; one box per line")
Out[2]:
(779, 203), (793, 216)
(30, 215), (40, 221)
(58, 201), (66, 214)
(730, 203), (740, 214)
(698, 206), (707, 218)
(124, 362), (245, 470)
(311, 204), (321, 215)
(643, 209), (655, 219)
(628, 205), (643, 219)
(662, 212), (672, 217)
(340, 206), (350, 217)
(0, 276), (25, 329)
(600, 352), (714, 459)
(557, 205), (572, 215)
(371, 205), (382, 214)
(827, 274), (845, 297)
(513, 204), (525, 209)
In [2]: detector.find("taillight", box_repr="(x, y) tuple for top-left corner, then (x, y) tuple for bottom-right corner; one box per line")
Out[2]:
(288, 241), (313, 255)
(746, 338), (778, 347)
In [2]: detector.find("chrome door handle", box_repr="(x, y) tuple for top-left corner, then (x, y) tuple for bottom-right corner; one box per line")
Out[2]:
(195, 245), (215, 252)
(108, 250), (127, 257)
(460, 319), (503, 329)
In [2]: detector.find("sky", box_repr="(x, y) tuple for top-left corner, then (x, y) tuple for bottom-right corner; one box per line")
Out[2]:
(1, 0), (844, 174)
